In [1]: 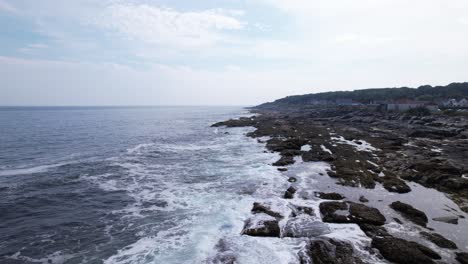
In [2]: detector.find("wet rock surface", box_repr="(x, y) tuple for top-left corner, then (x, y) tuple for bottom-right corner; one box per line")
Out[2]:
(372, 236), (441, 264)
(390, 201), (428, 227)
(320, 201), (386, 226)
(300, 238), (365, 264)
(457, 252), (468, 264)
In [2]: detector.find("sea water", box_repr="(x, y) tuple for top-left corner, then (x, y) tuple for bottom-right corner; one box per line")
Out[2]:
(0, 106), (286, 263)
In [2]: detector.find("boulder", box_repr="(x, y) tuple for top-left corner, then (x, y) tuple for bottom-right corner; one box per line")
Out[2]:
(420, 231), (457, 249)
(242, 214), (280, 237)
(390, 201), (428, 227)
(372, 237), (441, 264)
(277, 167), (288, 172)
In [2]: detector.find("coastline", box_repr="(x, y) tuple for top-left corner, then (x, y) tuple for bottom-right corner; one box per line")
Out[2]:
(212, 105), (468, 264)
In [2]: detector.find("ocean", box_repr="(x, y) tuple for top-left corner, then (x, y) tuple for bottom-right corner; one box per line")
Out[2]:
(0, 106), (289, 263)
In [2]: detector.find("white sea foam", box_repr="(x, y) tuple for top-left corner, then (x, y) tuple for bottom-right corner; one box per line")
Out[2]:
(320, 144), (332, 154)
(9, 250), (76, 264)
(331, 136), (379, 152)
(0, 162), (67, 176)
(301, 144), (312, 152)
(127, 143), (155, 154)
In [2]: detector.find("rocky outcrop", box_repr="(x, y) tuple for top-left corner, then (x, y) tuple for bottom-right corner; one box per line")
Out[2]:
(390, 201), (428, 227)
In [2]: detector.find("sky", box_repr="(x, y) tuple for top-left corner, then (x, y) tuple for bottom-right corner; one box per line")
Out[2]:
(1, 0), (468, 106)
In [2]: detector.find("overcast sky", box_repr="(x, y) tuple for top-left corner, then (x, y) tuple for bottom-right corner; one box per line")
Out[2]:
(1, 0), (468, 106)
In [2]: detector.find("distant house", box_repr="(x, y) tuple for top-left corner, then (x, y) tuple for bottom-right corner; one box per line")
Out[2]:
(384, 99), (438, 112)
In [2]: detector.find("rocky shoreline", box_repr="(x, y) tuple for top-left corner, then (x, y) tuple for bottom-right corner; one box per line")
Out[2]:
(212, 105), (468, 264)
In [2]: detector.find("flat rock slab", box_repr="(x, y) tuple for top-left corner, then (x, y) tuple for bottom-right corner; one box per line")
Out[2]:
(390, 201), (428, 227)
(372, 236), (441, 264)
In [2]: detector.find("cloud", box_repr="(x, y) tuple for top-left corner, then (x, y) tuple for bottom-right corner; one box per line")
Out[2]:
(92, 4), (246, 48)
(0, 0), (16, 13)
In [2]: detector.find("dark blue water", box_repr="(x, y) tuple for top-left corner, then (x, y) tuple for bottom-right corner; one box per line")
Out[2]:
(0, 106), (282, 264)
